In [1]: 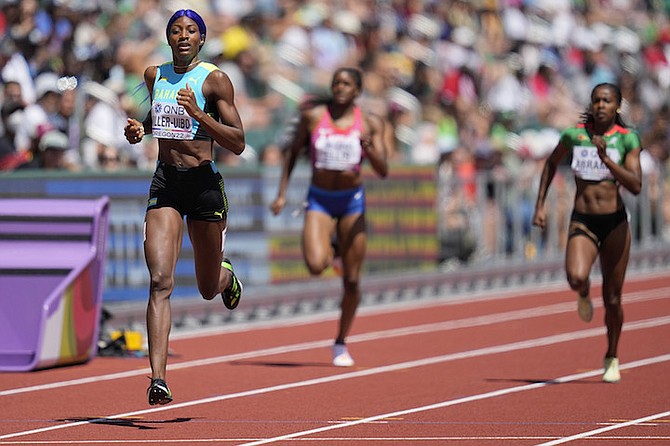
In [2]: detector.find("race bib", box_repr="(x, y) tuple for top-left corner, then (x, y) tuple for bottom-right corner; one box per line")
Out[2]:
(313, 131), (362, 171)
(571, 146), (621, 181)
(152, 101), (193, 140)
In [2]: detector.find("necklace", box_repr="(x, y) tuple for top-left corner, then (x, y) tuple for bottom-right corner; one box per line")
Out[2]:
(173, 59), (200, 70)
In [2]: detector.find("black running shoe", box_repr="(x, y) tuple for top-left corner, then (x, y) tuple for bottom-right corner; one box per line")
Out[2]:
(221, 257), (243, 310)
(147, 378), (172, 405)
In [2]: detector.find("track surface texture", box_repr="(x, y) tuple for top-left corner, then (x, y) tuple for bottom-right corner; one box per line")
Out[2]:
(0, 270), (669, 445)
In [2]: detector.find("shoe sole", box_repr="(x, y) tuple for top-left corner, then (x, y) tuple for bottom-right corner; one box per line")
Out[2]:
(148, 388), (172, 405)
(222, 279), (242, 310)
(221, 258), (242, 310)
(147, 381), (173, 405)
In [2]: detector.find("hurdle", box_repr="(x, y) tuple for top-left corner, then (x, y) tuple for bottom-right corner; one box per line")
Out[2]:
(0, 197), (110, 371)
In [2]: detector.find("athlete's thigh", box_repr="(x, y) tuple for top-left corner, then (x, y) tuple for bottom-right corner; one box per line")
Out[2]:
(303, 210), (334, 264)
(144, 207), (184, 276)
(565, 231), (599, 279)
(187, 218), (227, 284)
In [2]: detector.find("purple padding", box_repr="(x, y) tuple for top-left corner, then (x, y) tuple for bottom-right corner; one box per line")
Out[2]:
(0, 199), (103, 218)
(0, 197), (108, 371)
(0, 221), (92, 236)
(0, 275), (63, 366)
(0, 241), (90, 269)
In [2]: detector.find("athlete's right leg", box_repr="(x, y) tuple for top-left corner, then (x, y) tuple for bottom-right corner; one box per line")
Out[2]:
(302, 210), (335, 275)
(565, 230), (599, 295)
(144, 207), (183, 382)
(565, 230), (599, 322)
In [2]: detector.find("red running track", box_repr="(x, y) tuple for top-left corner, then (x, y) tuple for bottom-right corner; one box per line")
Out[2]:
(0, 271), (669, 445)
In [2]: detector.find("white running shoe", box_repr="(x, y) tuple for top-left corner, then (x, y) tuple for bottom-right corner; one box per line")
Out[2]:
(603, 357), (621, 383)
(332, 343), (354, 367)
(577, 295), (593, 322)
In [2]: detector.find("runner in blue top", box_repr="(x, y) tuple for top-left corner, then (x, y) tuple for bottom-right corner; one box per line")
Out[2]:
(533, 83), (643, 383)
(123, 9), (245, 405)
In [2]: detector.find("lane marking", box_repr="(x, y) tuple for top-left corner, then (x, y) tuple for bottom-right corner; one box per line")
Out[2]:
(169, 280), (573, 340)
(1, 287), (668, 398)
(170, 273), (670, 340)
(2, 436), (670, 443)
(535, 409), (670, 445)
(1, 317), (668, 441)
(237, 354), (670, 445)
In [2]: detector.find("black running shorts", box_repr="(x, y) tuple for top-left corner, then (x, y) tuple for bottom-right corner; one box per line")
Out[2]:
(147, 161), (228, 222)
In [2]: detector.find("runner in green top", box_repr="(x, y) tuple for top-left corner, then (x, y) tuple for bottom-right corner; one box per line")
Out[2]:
(533, 83), (643, 383)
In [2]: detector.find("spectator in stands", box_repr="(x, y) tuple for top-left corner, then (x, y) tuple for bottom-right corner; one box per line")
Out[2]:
(81, 80), (133, 170)
(97, 144), (125, 171)
(123, 9), (246, 406)
(16, 129), (77, 170)
(0, 36), (35, 104)
(0, 100), (28, 170)
(21, 72), (63, 149)
(270, 67), (389, 367)
(532, 83), (643, 383)
(2, 80), (25, 107)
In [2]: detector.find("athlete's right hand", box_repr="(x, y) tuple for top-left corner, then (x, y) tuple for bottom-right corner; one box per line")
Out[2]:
(270, 196), (285, 216)
(124, 118), (144, 144)
(532, 207), (546, 230)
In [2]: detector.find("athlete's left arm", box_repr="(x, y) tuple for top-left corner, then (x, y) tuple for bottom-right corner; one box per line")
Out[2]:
(362, 113), (389, 178)
(181, 70), (246, 155)
(593, 134), (642, 195)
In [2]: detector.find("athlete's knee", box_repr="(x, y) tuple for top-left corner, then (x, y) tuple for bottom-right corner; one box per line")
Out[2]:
(602, 291), (622, 308)
(566, 270), (589, 292)
(149, 271), (174, 296)
(305, 258), (329, 276)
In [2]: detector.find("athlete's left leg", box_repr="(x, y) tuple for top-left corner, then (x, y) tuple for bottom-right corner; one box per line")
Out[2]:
(187, 218), (229, 299)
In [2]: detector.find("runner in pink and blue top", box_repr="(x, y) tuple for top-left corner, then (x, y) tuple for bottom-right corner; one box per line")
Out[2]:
(271, 67), (389, 367)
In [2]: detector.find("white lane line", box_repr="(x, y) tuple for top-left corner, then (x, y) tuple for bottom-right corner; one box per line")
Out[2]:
(169, 280), (573, 340)
(0, 317), (668, 441)
(170, 275), (669, 340)
(2, 436), (670, 444)
(535, 409), (670, 445)
(1, 287), (668, 398)
(237, 354), (670, 445)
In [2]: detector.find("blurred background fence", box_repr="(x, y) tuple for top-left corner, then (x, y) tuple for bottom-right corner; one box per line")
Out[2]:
(0, 162), (666, 304)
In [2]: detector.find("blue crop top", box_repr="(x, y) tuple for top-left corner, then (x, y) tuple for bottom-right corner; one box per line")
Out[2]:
(151, 61), (219, 141)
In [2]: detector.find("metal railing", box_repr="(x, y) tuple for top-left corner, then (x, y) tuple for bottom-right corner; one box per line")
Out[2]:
(1, 164), (666, 302)
(436, 165), (667, 266)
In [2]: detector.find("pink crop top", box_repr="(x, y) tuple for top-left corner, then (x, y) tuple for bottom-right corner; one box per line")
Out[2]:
(310, 106), (365, 172)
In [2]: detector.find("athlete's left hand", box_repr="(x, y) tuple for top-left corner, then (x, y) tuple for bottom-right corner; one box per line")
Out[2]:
(592, 135), (607, 160)
(360, 133), (373, 154)
(176, 83), (198, 117)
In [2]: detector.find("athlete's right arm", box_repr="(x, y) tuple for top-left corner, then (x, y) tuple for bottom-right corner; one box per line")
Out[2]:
(124, 66), (157, 144)
(533, 140), (569, 229)
(141, 66), (158, 134)
(270, 108), (313, 216)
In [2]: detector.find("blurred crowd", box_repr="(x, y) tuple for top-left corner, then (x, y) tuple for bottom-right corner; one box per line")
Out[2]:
(0, 0), (669, 180)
